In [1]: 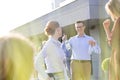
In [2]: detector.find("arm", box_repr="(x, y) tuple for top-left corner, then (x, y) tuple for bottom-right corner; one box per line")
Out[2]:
(88, 38), (101, 54)
(92, 44), (101, 54)
(89, 42), (101, 55)
(34, 51), (50, 80)
(103, 19), (112, 46)
(62, 34), (72, 51)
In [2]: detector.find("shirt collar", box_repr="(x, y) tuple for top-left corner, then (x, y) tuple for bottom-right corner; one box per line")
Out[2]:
(76, 34), (87, 38)
(49, 37), (61, 46)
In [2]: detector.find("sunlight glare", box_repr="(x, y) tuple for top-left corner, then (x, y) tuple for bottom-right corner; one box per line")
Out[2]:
(0, 0), (52, 35)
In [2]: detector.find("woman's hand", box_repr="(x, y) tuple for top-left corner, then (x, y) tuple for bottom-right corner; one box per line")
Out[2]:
(62, 34), (67, 42)
(103, 19), (112, 46)
(103, 19), (111, 30)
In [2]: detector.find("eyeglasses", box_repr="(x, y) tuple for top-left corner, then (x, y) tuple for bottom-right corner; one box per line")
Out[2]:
(76, 26), (84, 28)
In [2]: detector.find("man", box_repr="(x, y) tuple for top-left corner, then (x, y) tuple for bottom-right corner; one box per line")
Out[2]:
(69, 21), (100, 80)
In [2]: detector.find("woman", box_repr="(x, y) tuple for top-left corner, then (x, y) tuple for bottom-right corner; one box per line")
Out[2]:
(103, 0), (120, 79)
(35, 21), (69, 80)
(0, 33), (34, 80)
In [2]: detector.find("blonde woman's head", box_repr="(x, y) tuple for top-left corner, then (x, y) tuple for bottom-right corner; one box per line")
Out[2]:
(105, 0), (120, 21)
(0, 33), (34, 80)
(44, 21), (60, 36)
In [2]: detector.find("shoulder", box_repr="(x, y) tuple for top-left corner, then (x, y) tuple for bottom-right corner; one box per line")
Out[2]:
(69, 35), (77, 40)
(46, 39), (54, 45)
(42, 40), (53, 50)
(85, 35), (94, 40)
(41, 40), (55, 54)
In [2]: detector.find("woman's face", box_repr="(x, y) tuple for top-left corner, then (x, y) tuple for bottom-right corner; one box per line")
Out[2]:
(56, 27), (62, 38)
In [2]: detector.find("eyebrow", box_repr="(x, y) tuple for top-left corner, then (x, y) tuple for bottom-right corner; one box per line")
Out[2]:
(76, 25), (84, 27)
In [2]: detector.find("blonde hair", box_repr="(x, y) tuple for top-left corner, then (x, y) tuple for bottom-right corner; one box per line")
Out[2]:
(0, 33), (34, 80)
(105, 0), (120, 21)
(44, 21), (60, 36)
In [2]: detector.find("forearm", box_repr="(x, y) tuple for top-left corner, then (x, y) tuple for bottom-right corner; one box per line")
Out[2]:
(34, 53), (49, 80)
(103, 19), (111, 40)
(104, 28), (111, 40)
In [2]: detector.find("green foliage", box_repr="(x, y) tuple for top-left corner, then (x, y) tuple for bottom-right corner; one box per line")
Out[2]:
(62, 24), (76, 39)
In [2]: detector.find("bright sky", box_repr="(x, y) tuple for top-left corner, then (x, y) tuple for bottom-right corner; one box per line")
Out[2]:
(0, 0), (52, 35)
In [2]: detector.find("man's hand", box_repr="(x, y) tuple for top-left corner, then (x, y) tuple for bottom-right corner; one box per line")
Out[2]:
(89, 40), (96, 47)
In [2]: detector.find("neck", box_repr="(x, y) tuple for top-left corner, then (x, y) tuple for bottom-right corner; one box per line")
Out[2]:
(50, 35), (59, 40)
(78, 33), (84, 37)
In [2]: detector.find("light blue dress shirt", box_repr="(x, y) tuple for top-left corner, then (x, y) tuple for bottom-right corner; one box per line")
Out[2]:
(69, 34), (100, 60)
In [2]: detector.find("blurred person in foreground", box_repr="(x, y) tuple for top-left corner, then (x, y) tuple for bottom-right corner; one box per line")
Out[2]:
(103, 0), (120, 79)
(0, 33), (34, 80)
(34, 21), (69, 80)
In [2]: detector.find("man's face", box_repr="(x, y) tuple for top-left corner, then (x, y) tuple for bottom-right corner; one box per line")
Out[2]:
(75, 23), (85, 34)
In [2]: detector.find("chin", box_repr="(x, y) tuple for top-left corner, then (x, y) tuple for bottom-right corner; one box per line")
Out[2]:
(60, 34), (62, 37)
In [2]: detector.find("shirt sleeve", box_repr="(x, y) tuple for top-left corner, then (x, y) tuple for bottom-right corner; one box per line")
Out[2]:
(34, 50), (49, 80)
(65, 40), (72, 50)
(88, 44), (101, 55)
